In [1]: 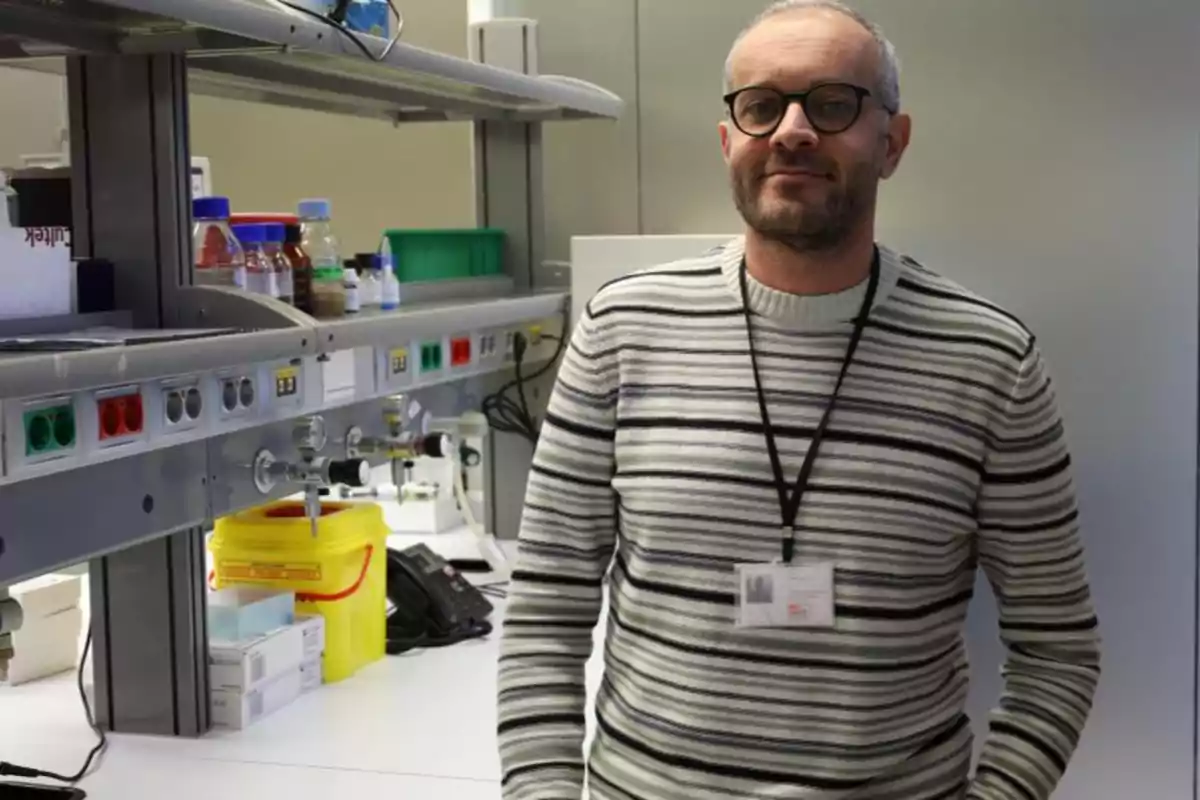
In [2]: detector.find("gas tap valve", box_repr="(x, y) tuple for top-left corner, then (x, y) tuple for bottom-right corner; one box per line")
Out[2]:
(345, 396), (454, 463)
(253, 416), (371, 535)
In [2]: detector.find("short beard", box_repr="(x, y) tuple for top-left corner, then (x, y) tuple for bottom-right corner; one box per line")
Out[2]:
(732, 162), (876, 254)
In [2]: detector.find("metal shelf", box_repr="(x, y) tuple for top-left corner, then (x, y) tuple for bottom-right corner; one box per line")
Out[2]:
(320, 290), (565, 352)
(0, 326), (314, 401)
(0, 0), (624, 122)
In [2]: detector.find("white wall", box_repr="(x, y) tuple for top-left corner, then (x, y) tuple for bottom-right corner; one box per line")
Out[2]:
(0, 66), (67, 164)
(522, 1), (1200, 797)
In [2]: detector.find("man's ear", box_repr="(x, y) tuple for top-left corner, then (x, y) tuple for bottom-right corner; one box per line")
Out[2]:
(881, 112), (912, 179)
(719, 120), (733, 165)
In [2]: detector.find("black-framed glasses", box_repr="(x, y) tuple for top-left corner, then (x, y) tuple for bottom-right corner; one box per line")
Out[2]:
(723, 82), (876, 137)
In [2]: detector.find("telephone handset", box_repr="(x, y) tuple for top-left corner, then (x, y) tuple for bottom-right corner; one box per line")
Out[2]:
(386, 544), (494, 655)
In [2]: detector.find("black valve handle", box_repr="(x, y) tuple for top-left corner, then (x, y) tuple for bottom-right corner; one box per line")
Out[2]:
(328, 458), (370, 488)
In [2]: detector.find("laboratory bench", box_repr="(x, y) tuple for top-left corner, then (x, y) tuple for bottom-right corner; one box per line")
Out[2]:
(0, 531), (605, 799)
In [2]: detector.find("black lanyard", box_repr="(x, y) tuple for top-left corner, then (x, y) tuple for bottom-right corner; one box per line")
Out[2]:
(739, 250), (881, 564)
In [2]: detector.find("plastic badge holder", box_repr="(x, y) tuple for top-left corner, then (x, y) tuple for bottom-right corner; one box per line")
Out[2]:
(208, 586), (296, 642)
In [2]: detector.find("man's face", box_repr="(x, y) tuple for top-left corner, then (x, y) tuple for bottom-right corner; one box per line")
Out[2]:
(720, 10), (911, 253)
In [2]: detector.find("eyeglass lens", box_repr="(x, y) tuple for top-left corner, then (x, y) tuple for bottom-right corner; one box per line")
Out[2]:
(731, 84), (863, 136)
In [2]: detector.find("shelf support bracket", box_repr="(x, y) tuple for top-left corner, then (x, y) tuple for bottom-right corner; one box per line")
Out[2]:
(68, 52), (211, 737)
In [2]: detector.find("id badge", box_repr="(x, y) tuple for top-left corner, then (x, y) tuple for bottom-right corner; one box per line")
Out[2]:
(735, 562), (835, 629)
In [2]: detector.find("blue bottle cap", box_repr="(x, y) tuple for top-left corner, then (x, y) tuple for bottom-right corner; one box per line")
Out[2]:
(264, 222), (286, 243)
(297, 198), (332, 221)
(231, 223), (266, 245)
(193, 196), (231, 220)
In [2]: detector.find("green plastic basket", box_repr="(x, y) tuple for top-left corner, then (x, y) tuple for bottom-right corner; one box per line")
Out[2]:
(382, 228), (506, 283)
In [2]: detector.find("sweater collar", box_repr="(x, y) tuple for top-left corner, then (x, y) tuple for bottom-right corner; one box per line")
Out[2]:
(718, 236), (901, 330)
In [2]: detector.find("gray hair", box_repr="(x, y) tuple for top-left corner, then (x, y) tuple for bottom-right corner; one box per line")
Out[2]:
(723, 0), (901, 113)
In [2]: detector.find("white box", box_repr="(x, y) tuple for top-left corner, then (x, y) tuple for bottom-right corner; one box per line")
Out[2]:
(0, 225), (72, 320)
(300, 654), (322, 694)
(212, 664), (304, 730)
(9, 573), (81, 619)
(210, 615), (324, 693)
(4, 606), (82, 686)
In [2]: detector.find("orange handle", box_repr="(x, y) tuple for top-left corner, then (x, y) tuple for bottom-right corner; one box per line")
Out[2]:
(296, 545), (374, 603)
(207, 545), (375, 604)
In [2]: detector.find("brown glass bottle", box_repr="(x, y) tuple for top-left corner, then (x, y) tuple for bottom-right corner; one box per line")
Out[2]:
(284, 223), (314, 315)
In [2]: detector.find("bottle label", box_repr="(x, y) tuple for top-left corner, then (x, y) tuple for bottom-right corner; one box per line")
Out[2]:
(232, 266), (247, 290)
(266, 270), (280, 299)
(344, 285), (361, 312)
(278, 270), (294, 301)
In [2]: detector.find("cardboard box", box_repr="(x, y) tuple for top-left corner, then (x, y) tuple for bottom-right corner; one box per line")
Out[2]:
(3, 574), (83, 686)
(208, 586), (295, 642)
(0, 225), (72, 320)
(210, 615), (324, 693)
(300, 654), (322, 694)
(9, 573), (81, 619)
(212, 664), (304, 729)
(4, 606), (82, 686)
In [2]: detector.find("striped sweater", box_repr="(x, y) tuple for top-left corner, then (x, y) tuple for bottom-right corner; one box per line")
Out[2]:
(497, 238), (1100, 800)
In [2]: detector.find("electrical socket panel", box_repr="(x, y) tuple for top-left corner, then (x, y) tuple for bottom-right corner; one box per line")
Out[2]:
(90, 386), (147, 449)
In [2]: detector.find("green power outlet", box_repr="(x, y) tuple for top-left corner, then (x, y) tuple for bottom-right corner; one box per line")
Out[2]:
(23, 404), (76, 456)
(420, 342), (443, 372)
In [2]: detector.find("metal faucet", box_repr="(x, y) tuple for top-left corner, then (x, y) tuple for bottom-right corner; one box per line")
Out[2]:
(343, 395), (454, 494)
(253, 416), (371, 536)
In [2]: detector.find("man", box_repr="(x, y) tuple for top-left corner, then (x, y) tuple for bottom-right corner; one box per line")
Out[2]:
(497, 2), (1101, 798)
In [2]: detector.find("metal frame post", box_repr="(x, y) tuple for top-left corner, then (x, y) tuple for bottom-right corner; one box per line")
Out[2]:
(471, 19), (554, 541)
(69, 53), (211, 736)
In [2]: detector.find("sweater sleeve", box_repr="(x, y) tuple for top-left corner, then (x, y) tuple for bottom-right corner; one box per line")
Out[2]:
(968, 342), (1101, 800)
(497, 303), (619, 800)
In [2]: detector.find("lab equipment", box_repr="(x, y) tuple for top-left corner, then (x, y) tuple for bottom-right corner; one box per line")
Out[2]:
(284, 222), (314, 314)
(206, 586), (296, 642)
(382, 228), (506, 283)
(263, 223), (295, 306)
(379, 251), (400, 309)
(385, 543), (493, 656)
(210, 614), (324, 693)
(209, 499), (388, 683)
(298, 198), (346, 318)
(356, 253), (381, 310)
(250, 416), (371, 536)
(192, 197), (247, 289)
(232, 223), (279, 300)
(342, 260), (361, 313)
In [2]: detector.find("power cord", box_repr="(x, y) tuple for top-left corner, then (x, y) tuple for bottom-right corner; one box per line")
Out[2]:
(0, 625), (108, 785)
(274, 0), (405, 61)
(481, 308), (568, 446)
(386, 619), (494, 657)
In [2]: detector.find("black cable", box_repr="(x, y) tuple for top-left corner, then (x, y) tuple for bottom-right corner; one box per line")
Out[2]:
(386, 619), (493, 656)
(275, 0), (377, 60)
(481, 310), (569, 445)
(275, 0), (406, 62)
(0, 625), (108, 785)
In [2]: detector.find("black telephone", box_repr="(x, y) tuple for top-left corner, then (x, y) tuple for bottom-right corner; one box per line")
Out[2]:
(0, 784), (86, 798)
(386, 544), (494, 656)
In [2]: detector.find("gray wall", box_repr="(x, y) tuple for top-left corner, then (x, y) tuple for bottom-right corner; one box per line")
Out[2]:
(513, 0), (1200, 797)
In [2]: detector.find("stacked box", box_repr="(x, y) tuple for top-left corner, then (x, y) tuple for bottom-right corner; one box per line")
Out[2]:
(210, 615), (325, 729)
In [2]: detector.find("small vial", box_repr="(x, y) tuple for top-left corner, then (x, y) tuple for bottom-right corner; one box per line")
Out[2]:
(343, 261), (361, 314)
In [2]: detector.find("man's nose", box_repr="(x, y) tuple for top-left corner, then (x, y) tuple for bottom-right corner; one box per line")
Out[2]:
(770, 100), (820, 150)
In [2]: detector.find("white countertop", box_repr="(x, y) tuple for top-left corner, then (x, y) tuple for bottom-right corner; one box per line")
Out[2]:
(0, 521), (605, 799)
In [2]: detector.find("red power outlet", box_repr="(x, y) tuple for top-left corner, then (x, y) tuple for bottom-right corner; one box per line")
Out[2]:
(98, 393), (144, 440)
(450, 337), (472, 366)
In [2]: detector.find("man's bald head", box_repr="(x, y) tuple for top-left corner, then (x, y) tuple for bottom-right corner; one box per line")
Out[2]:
(723, 0), (901, 114)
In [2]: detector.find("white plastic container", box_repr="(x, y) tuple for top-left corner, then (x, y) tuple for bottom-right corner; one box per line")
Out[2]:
(380, 249), (400, 310)
(193, 196), (246, 289)
(343, 265), (361, 313)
